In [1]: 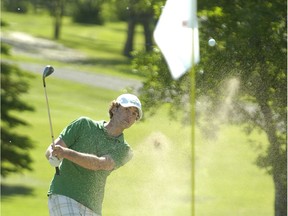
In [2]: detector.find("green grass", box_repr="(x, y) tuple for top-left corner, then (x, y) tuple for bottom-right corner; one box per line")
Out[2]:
(1, 11), (274, 216)
(195, 126), (273, 215)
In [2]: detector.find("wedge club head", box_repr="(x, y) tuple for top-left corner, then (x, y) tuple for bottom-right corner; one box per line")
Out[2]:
(43, 65), (54, 87)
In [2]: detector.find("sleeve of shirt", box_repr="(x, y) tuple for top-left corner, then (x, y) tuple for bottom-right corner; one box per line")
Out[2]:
(112, 145), (133, 170)
(59, 117), (87, 147)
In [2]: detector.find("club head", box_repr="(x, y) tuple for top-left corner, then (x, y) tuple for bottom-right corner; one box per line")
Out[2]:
(43, 65), (54, 87)
(43, 65), (54, 78)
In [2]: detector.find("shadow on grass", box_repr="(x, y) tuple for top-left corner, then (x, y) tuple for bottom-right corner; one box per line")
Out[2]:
(1, 184), (35, 199)
(69, 57), (129, 66)
(66, 57), (146, 78)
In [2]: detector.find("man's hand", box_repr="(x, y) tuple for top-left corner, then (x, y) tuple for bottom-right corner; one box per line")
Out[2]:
(45, 138), (67, 167)
(45, 138), (67, 160)
(49, 144), (65, 167)
(51, 145), (67, 159)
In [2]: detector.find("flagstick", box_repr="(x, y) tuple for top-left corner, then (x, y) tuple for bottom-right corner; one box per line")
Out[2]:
(191, 43), (196, 216)
(191, 1), (197, 215)
(191, 78), (196, 216)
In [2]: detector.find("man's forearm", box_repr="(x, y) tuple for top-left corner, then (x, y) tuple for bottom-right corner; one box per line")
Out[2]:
(61, 148), (115, 171)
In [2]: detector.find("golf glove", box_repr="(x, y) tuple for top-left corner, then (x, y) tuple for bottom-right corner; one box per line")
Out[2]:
(49, 156), (62, 167)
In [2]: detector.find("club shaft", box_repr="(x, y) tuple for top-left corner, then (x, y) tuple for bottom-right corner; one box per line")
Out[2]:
(44, 86), (60, 175)
(44, 87), (54, 144)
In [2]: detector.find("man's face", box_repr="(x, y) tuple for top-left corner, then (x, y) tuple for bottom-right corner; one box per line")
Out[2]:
(113, 105), (139, 129)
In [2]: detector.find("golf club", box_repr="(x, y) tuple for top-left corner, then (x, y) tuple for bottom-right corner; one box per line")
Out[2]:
(42, 65), (60, 175)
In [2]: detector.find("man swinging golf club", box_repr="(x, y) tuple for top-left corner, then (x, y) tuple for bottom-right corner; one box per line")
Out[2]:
(45, 92), (142, 216)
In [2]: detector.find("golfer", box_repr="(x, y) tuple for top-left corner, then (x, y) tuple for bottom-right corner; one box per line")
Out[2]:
(45, 93), (142, 216)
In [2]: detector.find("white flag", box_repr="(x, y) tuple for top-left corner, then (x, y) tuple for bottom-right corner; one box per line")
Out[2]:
(154, 0), (200, 80)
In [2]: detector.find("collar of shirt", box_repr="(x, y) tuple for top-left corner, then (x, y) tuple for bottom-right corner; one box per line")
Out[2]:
(99, 120), (124, 143)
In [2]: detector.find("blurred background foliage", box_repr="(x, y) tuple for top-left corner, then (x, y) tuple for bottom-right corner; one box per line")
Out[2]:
(1, 44), (35, 177)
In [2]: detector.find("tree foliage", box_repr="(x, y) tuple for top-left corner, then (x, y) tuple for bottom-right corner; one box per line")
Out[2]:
(132, 48), (191, 122)
(132, 1), (287, 215)
(2, 0), (30, 13)
(1, 44), (35, 177)
(111, 0), (160, 21)
(72, 0), (105, 25)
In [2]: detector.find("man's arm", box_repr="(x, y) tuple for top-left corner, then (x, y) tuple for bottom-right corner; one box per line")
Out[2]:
(46, 138), (115, 171)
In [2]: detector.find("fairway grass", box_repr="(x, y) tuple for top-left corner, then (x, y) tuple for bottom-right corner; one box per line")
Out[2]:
(195, 126), (273, 215)
(1, 73), (273, 216)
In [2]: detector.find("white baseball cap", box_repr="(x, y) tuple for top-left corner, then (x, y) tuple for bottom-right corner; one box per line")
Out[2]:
(116, 94), (142, 120)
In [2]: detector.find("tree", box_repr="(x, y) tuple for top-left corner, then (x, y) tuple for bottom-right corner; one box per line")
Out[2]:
(198, 2), (287, 215)
(132, 1), (287, 215)
(50, 0), (66, 40)
(1, 44), (35, 177)
(113, 0), (164, 57)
